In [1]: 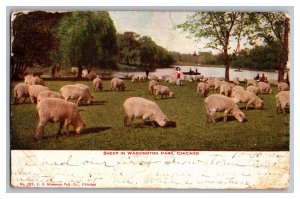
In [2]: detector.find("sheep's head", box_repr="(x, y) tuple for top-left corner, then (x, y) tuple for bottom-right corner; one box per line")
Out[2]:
(233, 110), (247, 123)
(168, 91), (174, 98)
(75, 123), (85, 134)
(255, 98), (264, 109)
(156, 114), (169, 127)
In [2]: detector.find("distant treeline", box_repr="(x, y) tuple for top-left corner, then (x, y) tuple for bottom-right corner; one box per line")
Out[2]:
(170, 41), (281, 71)
(11, 11), (282, 80)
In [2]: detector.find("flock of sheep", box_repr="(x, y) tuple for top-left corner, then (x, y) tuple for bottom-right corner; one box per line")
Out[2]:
(13, 72), (290, 141)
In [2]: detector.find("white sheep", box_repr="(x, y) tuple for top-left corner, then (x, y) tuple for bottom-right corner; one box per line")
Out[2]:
(197, 82), (209, 98)
(220, 84), (231, 96)
(257, 82), (272, 94)
(184, 75), (194, 82)
(232, 89), (264, 110)
(233, 77), (240, 85)
(165, 76), (177, 85)
(28, 85), (50, 104)
(93, 77), (103, 92)
(246, 85), (260, 95)
(139, 75), (148, 82)
(268, 79), (278, 86)
(214, 79), (231, 91)
(149, 80), (158, 95)
(111, 78), (126, 91)
(24, 75), (33, 85)
(153, 85), (174, 99)
(29, 76), (45, 86)
(204, 94), (246, 123)
(206, 79), (215, 89)
(60, 85), (93, 106)
(230, 85), (245, 97)
(131, 75), (139, 83)
(216, 77), (225, 81)
(123, 97), (169, 127)
(277, 82), (289, 92)
(37, 90), (64, 104)
(148, 74), (159, 81)
(275, 91), (290, 114)
(246, 79), (258, 87)
(35, 98), (85, 141)
(82, 69), (89, 78)
(13, 83), (29, 104)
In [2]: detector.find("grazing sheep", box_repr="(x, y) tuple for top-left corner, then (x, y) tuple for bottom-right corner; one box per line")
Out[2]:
(276, 91), (290, 114)
(220, 84), (231, 96)
(149, 80), (158, 95)
(165, 76), (177, 85)
(123, 97), (169, 127)
(233, 77), (240, 85)
(37, 90), (64, 104)
(29, 76), (45, 86)
(28, 85), (50, 104)
(268, 79), (278, 86)
(24, 75), (33, 85)
(60, 85), (93, 106)
(184, 75), (194, 83)
(139, 75), (148, 82)
(111, 78), (126, 91)
(148, 74), (159, 81)
(87, 71), (98, 80)
(35, 98), (85, 141)
(153, 85), (174, 99)
(204, 94), (246, 123)
(232, 89), (264, 110)
(74, 84), (93, 98)
(246, 86), (260, 95)
(278, 82), (289, 92)
(257, 82), (272, 94)
(13, 83), (29, 104)
(230, 85), (245, 97)
(206, 79), (215, 89)
(216, 77), (225, 81)
(131, 75), (139, 83)
(93, 77), (103, 92)
(82, 69), (89, 78)
(214, 80), (231, 91)
(71, 67), (79, 77)
(197, 82), (209, 98)
(246, 79), (258, 87)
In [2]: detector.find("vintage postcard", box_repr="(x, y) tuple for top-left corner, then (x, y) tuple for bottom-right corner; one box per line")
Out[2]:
(10, 10), (291, 189)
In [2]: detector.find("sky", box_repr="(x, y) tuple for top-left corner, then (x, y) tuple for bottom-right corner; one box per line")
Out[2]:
(109, 11), (248, 54)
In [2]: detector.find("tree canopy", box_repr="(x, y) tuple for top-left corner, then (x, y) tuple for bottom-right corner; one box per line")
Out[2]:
(117, 32), (175, 68)
(51, 11), (118, 77)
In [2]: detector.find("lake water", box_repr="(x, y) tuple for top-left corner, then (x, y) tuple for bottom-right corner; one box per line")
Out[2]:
(114, 66), (281, 81)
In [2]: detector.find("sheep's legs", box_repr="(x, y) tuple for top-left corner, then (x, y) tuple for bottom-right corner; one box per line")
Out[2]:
(22, 96), (28, 103)
(223, 111), (228, 122)
(30, 96), (35, 104)
(56, 121), (64, 139)
(35, 120), (47, 141)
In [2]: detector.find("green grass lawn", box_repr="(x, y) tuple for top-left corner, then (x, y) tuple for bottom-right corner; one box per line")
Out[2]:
(10, 80), (290, 150)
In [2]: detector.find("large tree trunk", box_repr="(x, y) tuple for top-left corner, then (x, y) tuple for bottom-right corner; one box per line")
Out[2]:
(278, 17), (290, 82)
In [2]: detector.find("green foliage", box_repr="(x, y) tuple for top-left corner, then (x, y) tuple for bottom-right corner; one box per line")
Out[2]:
(117, 32), (175, 68)
(52, 11), (118, 69)
(11, 80), (289, 150)
(231, 41), (281, 70)
(177, 12), (254, 81)
(11, 11), (67, 79)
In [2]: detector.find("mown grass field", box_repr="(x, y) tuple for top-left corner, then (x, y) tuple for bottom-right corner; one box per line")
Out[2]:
(10, 79), (290, 150)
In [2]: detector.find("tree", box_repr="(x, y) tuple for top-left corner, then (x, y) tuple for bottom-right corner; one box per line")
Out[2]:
(11, 11), (66, 80)
(251, 13), (290, 82)
(52, 11), (118, 78)
(177, 12), (253, 81)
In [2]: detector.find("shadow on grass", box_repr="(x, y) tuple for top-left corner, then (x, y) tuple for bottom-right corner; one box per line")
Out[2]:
(213, 116), (239, 123)
(42, 126), (111, 140)
(78, 100), (107, 106)
(132, 120), (177, 128)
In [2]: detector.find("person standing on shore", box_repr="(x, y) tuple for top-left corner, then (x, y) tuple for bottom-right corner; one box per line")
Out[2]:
(145, 68), (150, 77)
